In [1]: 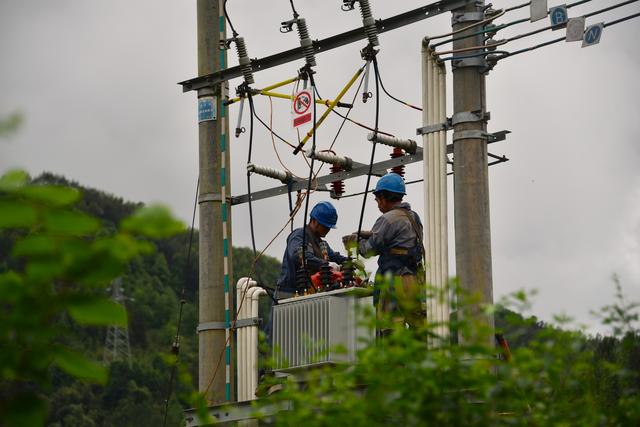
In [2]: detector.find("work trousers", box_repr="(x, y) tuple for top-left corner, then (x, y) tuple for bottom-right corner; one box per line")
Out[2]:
(377, 273), (425, 334)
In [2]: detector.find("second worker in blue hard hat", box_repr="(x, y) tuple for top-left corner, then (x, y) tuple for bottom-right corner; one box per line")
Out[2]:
(275, 201), (347, 299)
(344, 172), (425, 330)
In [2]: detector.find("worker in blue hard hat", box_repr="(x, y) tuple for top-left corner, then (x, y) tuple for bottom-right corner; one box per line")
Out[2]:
(275, 201), (347, 300)
(344, 172), (425, 329)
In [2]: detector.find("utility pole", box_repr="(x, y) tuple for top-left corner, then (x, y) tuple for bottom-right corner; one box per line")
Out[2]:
(197, 0), (233, 403)
(451, 0), (494, 346)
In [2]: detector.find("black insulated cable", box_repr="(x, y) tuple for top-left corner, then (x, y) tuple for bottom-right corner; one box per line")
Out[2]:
(355, 55), (380, 242)
(223, 0), (239, 37)
(161, 177), (199, 427)
(300, 70), (319, 294)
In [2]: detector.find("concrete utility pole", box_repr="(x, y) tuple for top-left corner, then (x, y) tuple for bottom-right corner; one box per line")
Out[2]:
(197, 0), (233, 403)
(451, 0), (494, 346)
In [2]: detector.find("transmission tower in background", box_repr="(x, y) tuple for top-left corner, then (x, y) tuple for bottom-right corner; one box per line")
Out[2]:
(103, 277), (132, 367)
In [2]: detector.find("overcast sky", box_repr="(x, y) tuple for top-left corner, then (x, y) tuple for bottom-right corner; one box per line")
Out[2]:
(1, 0), (639, 332)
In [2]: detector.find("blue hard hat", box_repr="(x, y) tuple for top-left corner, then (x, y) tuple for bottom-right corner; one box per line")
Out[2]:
(310, 201), (338, 229)
(373, 173), (406, 195)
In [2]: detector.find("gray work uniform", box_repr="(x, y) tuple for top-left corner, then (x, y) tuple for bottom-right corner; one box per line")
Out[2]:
(358, 202), (423, 276)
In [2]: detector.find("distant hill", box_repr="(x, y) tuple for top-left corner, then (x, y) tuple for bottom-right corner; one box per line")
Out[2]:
(23, 173), (282, 426)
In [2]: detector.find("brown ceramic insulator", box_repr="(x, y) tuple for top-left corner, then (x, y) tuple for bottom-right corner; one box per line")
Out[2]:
(330, 164), (345, 197)
(390, 147), (405, 177)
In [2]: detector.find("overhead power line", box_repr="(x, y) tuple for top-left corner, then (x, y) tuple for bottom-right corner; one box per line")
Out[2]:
(495, 11), (640, 61)
(433, 0), (598, 48)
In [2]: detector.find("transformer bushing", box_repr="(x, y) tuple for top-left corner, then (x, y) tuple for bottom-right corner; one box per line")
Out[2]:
(320, 262), (333, 290)
(235, 37), (255, 85)
(341, 258), (355, 287)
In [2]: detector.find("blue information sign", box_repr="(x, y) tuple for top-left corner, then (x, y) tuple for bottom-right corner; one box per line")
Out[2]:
(582, 23), (604, 48)
(549, 5), (568, 28)
(198, 96), (217, 122)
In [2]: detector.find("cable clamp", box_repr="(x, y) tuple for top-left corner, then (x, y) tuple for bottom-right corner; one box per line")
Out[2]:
(196, 318), (262, 333)
(451, 11), (484, 25)
(452, 56), (487, 69)
(451, 110), (490, 126)
(198, 193), (223, 204)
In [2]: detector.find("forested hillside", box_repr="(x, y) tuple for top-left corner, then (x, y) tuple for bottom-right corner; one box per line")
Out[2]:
(2, 173), (638, 426)
(2, 173), (281, 426)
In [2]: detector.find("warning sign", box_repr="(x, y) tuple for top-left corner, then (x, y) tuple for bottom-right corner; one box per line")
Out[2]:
(292, 89), (312, 128)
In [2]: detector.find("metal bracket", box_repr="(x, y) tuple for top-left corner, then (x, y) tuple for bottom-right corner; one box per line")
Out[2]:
(197, 317), (261, 333)
(416, 120), (451, 135)
(452, 11), (485, 24)
(451, 111), (490, 126)
(451, 56), (487, 69)
(416, 111), (490, 135)
(453, 129), (510, 143)
(198, 193), (223, 204)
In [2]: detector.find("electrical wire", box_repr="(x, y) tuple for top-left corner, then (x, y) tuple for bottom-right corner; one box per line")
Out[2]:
(440, 0), (638, 61)
(505, 1), (531, 13)
(495, 11), (640, 61)
(375, 61), (422, 111)
(223, 0), (239, 37)
(503, 0), (638, 46)
(162, 177), (199, 427)
(300, 69), (318, 294)
(429, 8), (506, 41)
(355, 55), (381, 241)
(247, 94), (258, 258)
(252, 109), (297, 149)
(432, 0), (597, 48)
(288, 0), (299, 18)
(268, 97), (306, 179)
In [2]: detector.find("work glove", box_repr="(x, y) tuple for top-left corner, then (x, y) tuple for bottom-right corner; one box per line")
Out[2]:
(359, 230), (373, 239)
(342, 233), (358, 250)
(352, 258), (366, 271)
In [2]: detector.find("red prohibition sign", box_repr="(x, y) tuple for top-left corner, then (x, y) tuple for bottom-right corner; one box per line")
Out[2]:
(293, 91), (312, 114)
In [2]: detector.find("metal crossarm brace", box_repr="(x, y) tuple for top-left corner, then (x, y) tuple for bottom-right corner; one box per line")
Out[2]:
(231, 148), (424, 205)
(179, 0), (471, 91)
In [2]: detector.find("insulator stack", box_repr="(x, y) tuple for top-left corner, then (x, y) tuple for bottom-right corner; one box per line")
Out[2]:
(358, 0), (379, 47)
(296, 18), (316, 67)
(320, 262), (332, 290)
(367, 132), (417, 154)
(390, 147), (405, 177)
(330, 164), (345, 198)
(247, 163), (291, 183)
(341, 258), (354, 287)
(235, 37), (255, 85)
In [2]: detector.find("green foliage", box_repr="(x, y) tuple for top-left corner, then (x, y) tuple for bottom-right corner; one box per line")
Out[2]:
(0, 112), (23, 138)
(0, 170), (185, 426)
(255, 282), (640, 426)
